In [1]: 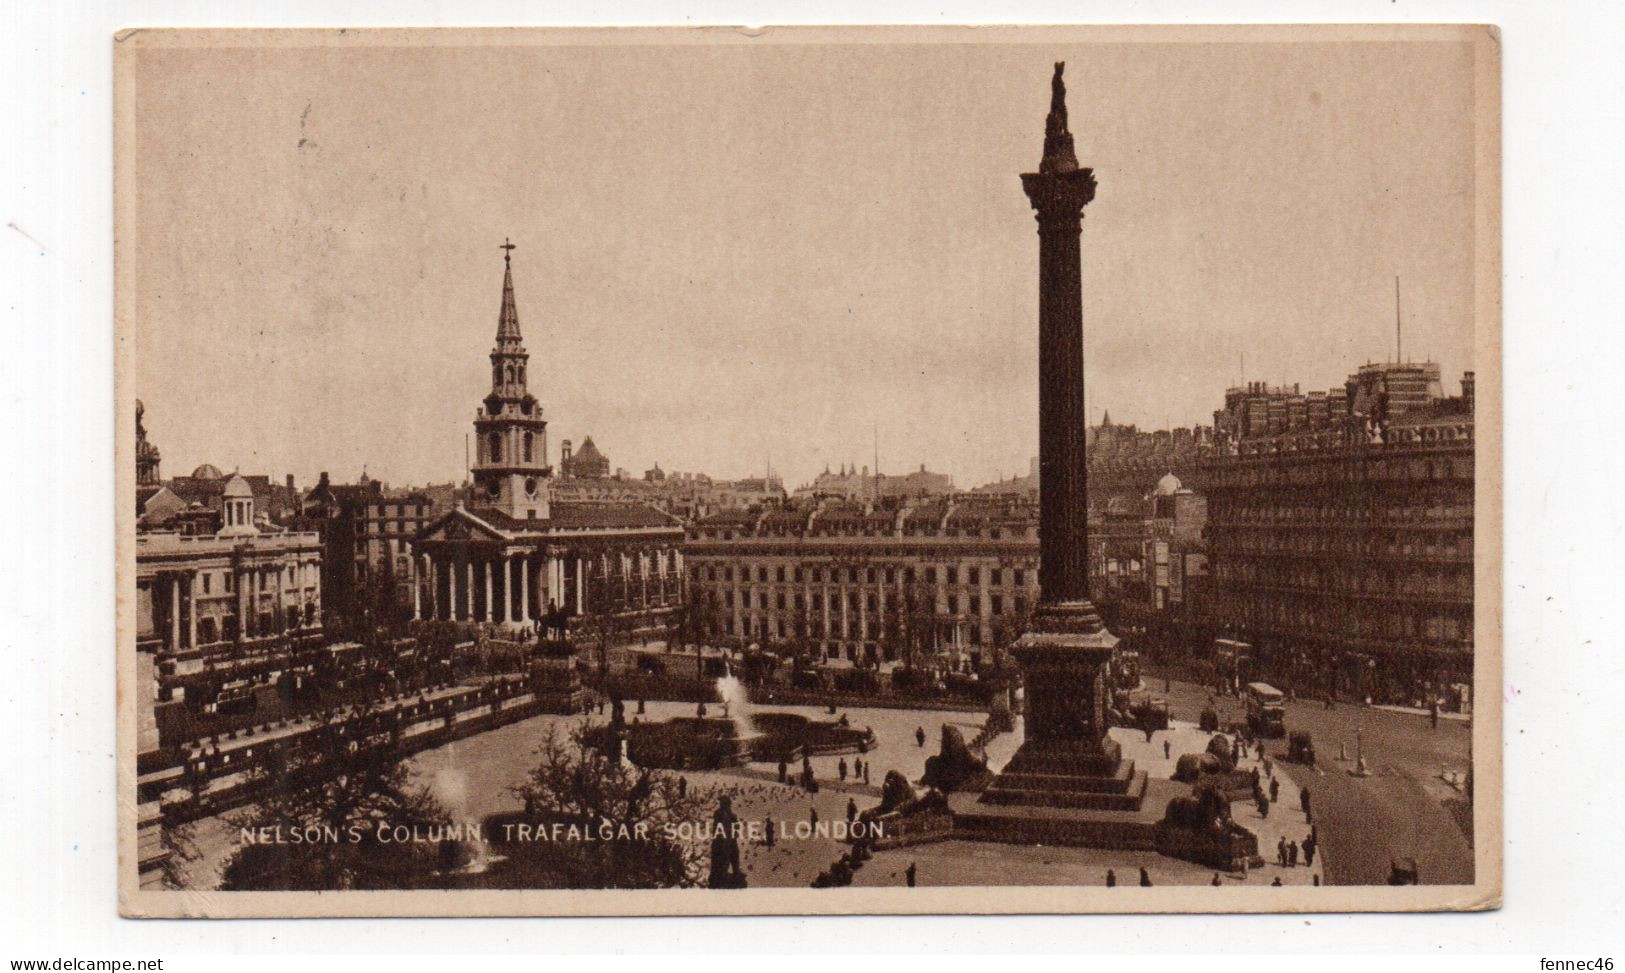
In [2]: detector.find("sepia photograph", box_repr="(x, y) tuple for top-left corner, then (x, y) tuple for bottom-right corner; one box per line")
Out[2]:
(114, 24), (1501, 917)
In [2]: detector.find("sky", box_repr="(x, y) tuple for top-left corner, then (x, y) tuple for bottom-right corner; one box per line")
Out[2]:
(129, 30), (1481, 492)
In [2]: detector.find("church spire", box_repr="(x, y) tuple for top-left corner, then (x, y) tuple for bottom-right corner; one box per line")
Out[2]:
(496, 238), (522, 345)
(1039, 62), (1079, 176)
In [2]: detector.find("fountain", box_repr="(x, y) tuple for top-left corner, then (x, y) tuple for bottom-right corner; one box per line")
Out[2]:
(584, 668), (875, 771)
(715, 666), (756, 742)
(428, 766), (491, 875)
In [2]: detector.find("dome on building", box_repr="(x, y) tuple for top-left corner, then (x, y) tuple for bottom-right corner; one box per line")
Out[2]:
(222, 473), (253, 497)
(1152, 472), (1184, 496)
(191, 463), (224, 480)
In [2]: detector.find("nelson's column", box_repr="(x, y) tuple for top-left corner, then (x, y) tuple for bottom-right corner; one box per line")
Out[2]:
(958, 63), (1152, 844)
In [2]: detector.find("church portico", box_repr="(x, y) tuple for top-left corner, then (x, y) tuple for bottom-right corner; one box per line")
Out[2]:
(413, 506), (684, 635)
(411, 241), (686, 645)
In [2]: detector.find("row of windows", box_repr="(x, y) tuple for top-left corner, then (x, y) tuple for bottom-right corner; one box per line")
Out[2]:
(708, 587), (1027, 618)
(193, 562), (314, 596)
(692, 563), (1035, 588)
(366, 518), (428, 533)
(702, 527), (1035, 542)
(364, 504), (428, 519)
(718, 614), (995, 647)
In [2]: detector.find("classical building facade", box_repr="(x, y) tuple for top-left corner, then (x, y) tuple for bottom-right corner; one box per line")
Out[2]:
(413, 244), (685, 641)
(135, 475), (324, 747)
(1201, 363), (1475, 706)
(685, 496), (1041, 666)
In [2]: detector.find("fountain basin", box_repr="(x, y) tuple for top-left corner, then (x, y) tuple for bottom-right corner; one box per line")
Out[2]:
(585, 712), (875, 771)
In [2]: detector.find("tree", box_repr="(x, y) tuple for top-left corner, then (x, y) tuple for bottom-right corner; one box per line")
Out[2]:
(673, 589), (719, 651)
(491, 722), (714, 888)
(219, 706), (459, 891)
(156, 814), (199, 890)
(581, 611), (636, 678)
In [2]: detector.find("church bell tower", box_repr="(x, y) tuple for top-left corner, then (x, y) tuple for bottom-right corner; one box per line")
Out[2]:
(471, 239), (551, 519)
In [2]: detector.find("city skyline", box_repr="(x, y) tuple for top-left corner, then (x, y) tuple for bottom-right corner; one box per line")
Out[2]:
(131, 37), (1476, 493)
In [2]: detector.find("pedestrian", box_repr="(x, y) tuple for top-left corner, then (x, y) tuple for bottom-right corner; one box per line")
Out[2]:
(765, 819), (776, 848)
(1144, 726), (1154, 743)
(1299, 787), (1311, 815)
(1288, 840), (1298, 867)
(863, 762), (871, 786)
(810, 807), (819, 828)
(1430, 701), (1440, 730)
(1211, 872), (1222, 887)
(1256, 741), (1265, 761)
(916, 726), (926, 747)
(846, 797), (858, 824)
(1271, 877), (1283, 887)
(778, 759), (788, 784)
(1269, 777), (1280, 803)
(1277, 837), (1288, 867)
(1260, 796), (1270, 819)
(1139, 867), (1152, 887)
(1105, 869), (1117, 888)
(1163, 740), (1171, 759)
(853, 757), (862, 779)
(839, 758), (848, 782)
(697, 701), (707, 718)
(1232, 738), (1242, 764)
(1303, 836), (1316, 867)
(905, 862), (917, 887)
(678, 776), (688, 799)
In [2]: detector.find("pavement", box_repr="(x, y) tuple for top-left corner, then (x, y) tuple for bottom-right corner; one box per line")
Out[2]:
(1143, 673), (1475, 886)
(171, 677), (1470, 889)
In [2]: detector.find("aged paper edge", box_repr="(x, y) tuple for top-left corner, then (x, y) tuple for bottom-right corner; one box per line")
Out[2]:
(113, 22), (1503, 918)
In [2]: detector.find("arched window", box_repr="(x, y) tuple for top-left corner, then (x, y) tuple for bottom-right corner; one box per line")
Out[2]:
(493, 365), (502, 388)
(506, 364), (515, 384)
(522, 432), (533, 463)
(489, 432), (502, 463)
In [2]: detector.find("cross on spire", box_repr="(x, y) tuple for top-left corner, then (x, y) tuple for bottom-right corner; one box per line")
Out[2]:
(500, 237), (517, 265)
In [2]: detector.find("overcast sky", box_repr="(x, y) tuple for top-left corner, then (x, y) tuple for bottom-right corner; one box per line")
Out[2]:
(130, 31), (1480, 491)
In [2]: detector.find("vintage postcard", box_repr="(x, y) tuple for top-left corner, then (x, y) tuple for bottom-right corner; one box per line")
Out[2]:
(115, 24), (1501, 917)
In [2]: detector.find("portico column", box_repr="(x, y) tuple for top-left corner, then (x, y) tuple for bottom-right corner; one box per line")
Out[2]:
(170, 574), (181, 652)
(498, 557), (511, 624)
(519, 556), (530, 625)
(446, 558), (457, 621)
(188, 571), (199, 648)
(576, 557), (585, 614)
(465, 560), (475, 621)
(412, 555), (422, 620)
(483, 560), (494, 623)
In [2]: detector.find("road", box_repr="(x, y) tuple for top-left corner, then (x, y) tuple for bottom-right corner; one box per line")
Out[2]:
(1145, 672), (1476, 885)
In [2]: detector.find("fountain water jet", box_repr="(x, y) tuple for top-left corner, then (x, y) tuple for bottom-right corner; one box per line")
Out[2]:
(715, 664), (756, 743)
